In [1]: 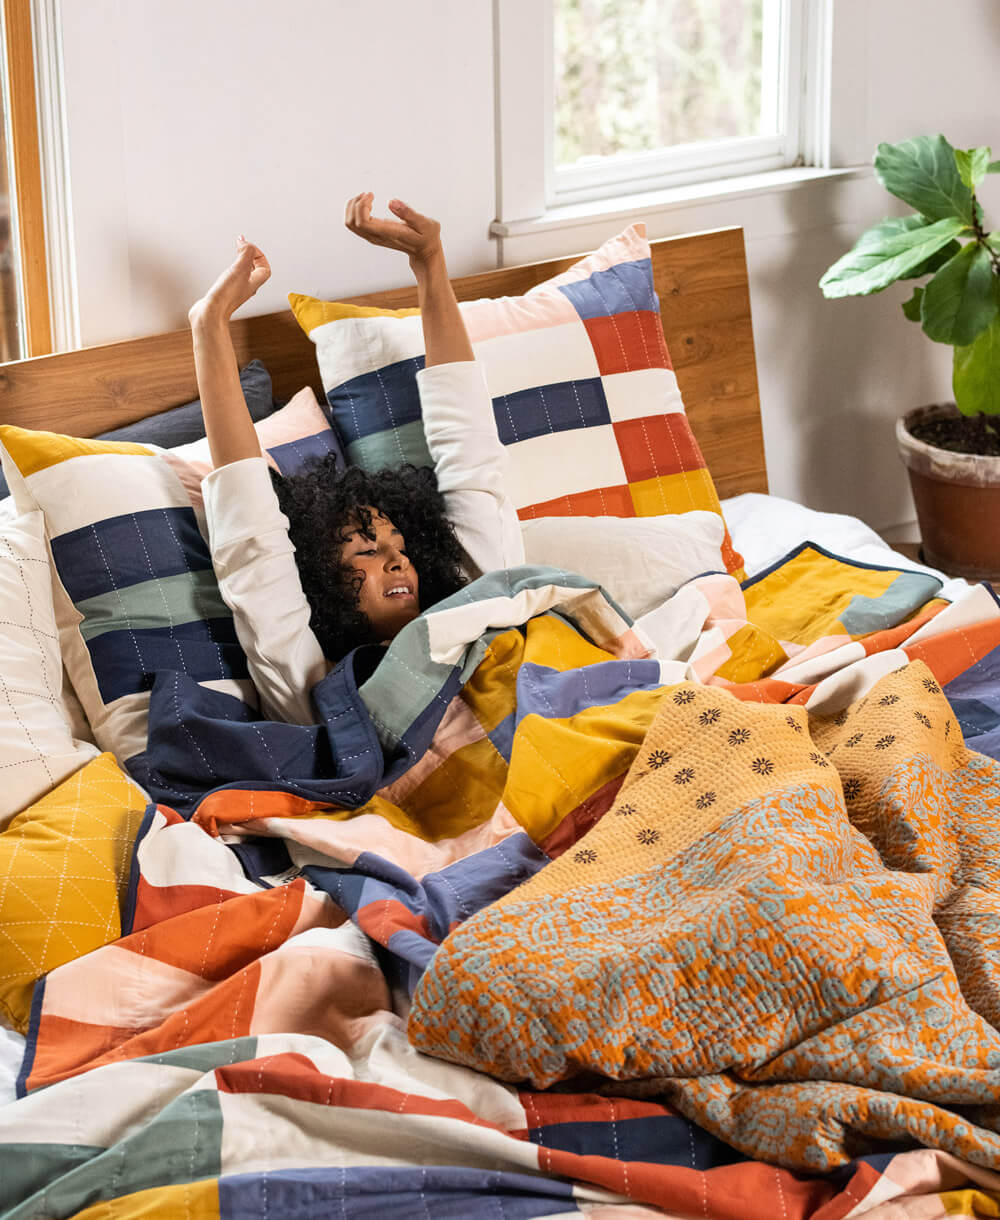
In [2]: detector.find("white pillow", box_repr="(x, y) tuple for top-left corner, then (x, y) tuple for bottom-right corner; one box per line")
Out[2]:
(0, 511), (99, 828)
(520, 512), (726, 619)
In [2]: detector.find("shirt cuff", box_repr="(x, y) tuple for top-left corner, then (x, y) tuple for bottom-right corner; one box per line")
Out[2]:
(202, 457), (288, 547)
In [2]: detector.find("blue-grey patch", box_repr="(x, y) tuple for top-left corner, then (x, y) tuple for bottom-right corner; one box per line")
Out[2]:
(838, 571), (943, 635)
(947, 695), (1000, 740)
(487, 710), (517, 763)
(515, 658), (662, 729)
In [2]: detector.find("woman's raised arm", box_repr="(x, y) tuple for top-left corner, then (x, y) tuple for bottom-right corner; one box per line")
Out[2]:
(188, 239), (271, 467)
(344, 193), (473, 367)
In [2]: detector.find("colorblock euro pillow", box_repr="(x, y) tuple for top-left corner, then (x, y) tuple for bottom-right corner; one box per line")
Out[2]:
(0, 511), (99, 828)
(290, 223), (744, 577)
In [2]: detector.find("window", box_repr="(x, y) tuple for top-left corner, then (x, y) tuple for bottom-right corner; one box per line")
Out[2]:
(552, 0), (803, 204)
(493, 0), (830, 223)
(0, 84), (18, 361)
(1, 0), (52, 360)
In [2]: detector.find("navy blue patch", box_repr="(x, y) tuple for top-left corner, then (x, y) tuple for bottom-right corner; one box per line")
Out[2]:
(492, 378), (610, 446)
(51, 506), (211, 603)
(87, 617), (249, 704)
(268, 429), (344, 476)
(326, 355), (426, 444)
(526, 1113), (745, 1169)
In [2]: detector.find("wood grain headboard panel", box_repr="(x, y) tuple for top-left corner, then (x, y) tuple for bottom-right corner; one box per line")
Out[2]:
(0, 226), (767, 498)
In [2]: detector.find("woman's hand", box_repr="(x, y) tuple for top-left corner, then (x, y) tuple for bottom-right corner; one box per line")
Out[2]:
(344, 192), (443, 272)
(189, 237), (271, 328)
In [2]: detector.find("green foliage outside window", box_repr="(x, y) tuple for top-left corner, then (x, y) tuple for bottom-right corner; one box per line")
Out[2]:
(554, 0), (766, 168)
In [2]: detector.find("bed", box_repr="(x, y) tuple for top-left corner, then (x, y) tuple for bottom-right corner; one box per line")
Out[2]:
(2, 225), (1000, 1219)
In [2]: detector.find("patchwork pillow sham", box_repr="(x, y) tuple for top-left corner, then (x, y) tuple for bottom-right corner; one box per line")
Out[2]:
(0, 510), (99, 828)
(0, 393), (343, 761)
(290, 223), (744, 576)
(0, 427), (252, 764)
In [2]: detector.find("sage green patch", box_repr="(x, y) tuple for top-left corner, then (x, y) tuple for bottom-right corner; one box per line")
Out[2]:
(136, 1036), (258, 1074)
(0, 1144), (101, 1216)
(3, 1090), (223, 1220)
(76, 569), (231, 641)
(346, 420), (432, 472)
(839, 570), (943, 636)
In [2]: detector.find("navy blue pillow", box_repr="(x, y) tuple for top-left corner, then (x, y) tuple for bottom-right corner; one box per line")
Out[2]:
(0, 360), (275, 500)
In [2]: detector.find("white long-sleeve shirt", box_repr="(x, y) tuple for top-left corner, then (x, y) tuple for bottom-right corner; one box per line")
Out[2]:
(203, 361), (524, 725)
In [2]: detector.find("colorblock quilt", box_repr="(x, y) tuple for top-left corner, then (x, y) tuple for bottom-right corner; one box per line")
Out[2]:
(7, 547), (1000, 1217)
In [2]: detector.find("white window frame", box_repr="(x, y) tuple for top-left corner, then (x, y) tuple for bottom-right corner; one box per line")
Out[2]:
(494, 0), (834, 225)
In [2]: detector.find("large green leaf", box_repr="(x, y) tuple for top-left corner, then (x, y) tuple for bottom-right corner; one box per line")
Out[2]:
(901, 237), (962, 279)
(876, 214), (962, 279)
(920, 241), (998, 345)
(954, 145), (992, 190)
(902, 286), (924, 321)
(875, 135), (974, 222)
(953, 301), (1000, 416)
(820, 216), (967, 298)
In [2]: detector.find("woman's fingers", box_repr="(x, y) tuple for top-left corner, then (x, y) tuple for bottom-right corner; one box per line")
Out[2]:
(343, 192), (438, 258)
(388, 198), (422, 229)
(344, 191), (375, 234)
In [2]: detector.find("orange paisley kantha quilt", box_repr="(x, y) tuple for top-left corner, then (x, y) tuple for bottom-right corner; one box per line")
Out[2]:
(408, 660), (1000, 1172)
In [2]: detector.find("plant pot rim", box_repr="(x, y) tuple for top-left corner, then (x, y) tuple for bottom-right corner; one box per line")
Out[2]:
(897, 403), (1000, 487)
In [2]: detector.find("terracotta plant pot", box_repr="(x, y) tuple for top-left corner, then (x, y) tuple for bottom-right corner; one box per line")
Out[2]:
(896, 403), (1000, 580)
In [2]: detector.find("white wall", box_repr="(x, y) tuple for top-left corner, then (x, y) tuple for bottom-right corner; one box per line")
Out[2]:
(55, 0), (1000, 536)
(59, 0), (497, 342)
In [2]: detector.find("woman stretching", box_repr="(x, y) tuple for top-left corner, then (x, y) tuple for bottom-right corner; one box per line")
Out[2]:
(189, 194), (523, 725)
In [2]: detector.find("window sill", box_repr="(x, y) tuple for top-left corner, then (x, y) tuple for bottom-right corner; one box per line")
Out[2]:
(491, 165), (873, 239)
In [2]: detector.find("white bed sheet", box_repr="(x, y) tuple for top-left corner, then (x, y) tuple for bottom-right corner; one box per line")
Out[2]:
(0, 493), (969, 1108)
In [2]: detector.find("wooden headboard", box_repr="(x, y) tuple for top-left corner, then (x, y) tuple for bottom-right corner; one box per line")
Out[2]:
(0, 226), (767, 499)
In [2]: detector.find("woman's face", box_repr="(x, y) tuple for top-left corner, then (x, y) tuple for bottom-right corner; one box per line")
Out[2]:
(340, 509), (421, 642)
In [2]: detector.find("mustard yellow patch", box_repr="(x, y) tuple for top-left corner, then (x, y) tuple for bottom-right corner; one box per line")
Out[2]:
(506, 688), (663, 844)
(288, 292), (420, 335)
(462, 629), (525, 734)
(713, 623), (789, 683)
(0, 752), (148, 1030)
(399, 735), (510, 841)
(522, 614), (614, 672)
(743, 545), (900, 647)
(941, 1188), (1000, 1215)
(71, 1179), (220, 1219)
(0, 425), (152, 478)
(628, 469), (721, 518)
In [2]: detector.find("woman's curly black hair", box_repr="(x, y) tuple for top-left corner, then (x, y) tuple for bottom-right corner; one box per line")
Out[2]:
(270, 457), (466, 660)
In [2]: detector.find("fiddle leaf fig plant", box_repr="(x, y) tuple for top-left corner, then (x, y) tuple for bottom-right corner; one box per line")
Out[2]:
(820, 134), (1000, 418)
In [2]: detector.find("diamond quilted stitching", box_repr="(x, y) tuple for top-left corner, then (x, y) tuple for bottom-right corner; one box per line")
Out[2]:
(0, 752), (149, 1030)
